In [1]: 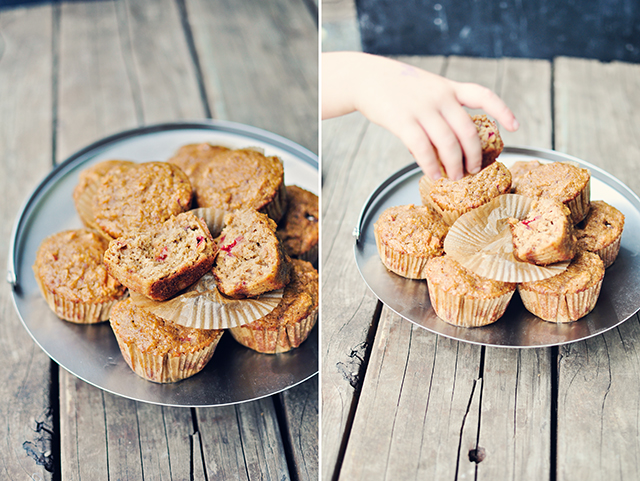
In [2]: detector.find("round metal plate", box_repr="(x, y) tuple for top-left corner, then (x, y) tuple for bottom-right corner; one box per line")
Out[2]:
(354, 146), (640, 348)
(9, 120), (318, 406)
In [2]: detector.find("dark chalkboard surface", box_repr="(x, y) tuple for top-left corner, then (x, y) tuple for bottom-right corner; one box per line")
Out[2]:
(356, 0), (640, 62)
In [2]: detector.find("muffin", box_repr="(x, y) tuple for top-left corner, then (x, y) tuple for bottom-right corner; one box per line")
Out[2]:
(473, 114), (504, 168)
(518, 250), (604, 323)
(508, 198), (577, 266)
(575, 200), (625, 268)
(73, 160), (134, 230)
(229, 259), (318, 353)
(93, 161), (192, 239)
(110, 298), (223, 383)
(509, 160), (542, 192)
(424, 255), (516, 328)
(421, 161), (512, 225)
(513, 162), (590, 224)
(167, 142), (230, 177)
(33, 229), (127, 323)
(374, 204), (449, 279)
(189, 148), (287, 222)
(213, 208), (291, 298)
(104, 211), (218, 301)
(276, 185), (319, 264)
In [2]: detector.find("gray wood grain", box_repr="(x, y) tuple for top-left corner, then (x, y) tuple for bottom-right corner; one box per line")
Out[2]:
(554, 56), (640, 481)
(0, 5), (55, 480)
(185, 0), (319, 153)
(279, 375), (319, 481)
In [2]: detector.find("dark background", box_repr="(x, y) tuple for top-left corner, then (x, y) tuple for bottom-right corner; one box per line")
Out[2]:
(356, 0), (640, 62)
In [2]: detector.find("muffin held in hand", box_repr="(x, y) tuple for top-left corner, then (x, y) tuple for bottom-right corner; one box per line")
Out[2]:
(420, 161), (512, 225)
(575, 200), (625, 268)
(190, 148), (287, 222)
(229, 259), (318, 354)
(276, 185), (319, 264)
(425, 255), (516, 328)
(104, 211), (218, 301)
(513, 162), (590, 224)
(374, 204), (448, 279)
(33, 229), (127, 323)
(110, 298), (223, 383)
(509, 198), (577, 266)
(518, 250), (604, 323)
(472, 114), (504, 168)
(213, 208), (291, 298)
(93, 161), (192, 239)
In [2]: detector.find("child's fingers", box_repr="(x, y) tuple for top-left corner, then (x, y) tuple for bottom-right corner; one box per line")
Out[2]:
(453, 82), (519, 132)
(418, 116), (464, 180)
(442, 106), (482, 174)
(395, 121), (443, 180)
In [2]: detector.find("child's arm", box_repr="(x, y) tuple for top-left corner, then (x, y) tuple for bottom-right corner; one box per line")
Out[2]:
(322, 51), (519, 180)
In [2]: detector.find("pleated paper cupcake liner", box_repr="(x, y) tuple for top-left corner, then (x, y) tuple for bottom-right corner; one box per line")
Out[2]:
(444, 194), (570, 283)
(129, 273), (283, 330)
(565, 180), (591, 224)
(263, 182), (288, 224)
(114, 330), (223, 383)
(229, 308), (318, 354)
(518, 278), (603, 323)
(188, 207), (228, 237)
(35, 274), (125, 324)
(427, 281), (515, 328)
(597, 235), (622, 269)
(374, 228), (430, 279)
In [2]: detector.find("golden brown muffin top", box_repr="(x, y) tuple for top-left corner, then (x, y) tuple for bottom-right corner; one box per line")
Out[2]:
(110, 298), (223, 356)
(33, 229), (126, 302)
(190, 148), (284, 211)
(514, 162), (590, 202)
(374, 204), (448, 256)
(93, 162), (192, 239)
(520, 250), (604, 294)
(428, 162), (512, 212)
(472, 114), (504, 167)
(246, 259), (318, 331)
(277, 185), (319, 257)
(576, 200), (625, 251)
(73, 160), (135, 204)
(425, 255), (515, 298)
(167, 142), (230, 177)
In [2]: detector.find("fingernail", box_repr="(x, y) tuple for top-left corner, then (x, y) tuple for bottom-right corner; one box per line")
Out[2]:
(469, 165), (481, 174)
(513, 118), (520, 130)
(430, 171), (442, 181)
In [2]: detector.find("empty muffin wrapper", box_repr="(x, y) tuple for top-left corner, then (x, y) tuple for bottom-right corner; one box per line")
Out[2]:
(129, 273), (283, 330)
(444, 194), (570, 283)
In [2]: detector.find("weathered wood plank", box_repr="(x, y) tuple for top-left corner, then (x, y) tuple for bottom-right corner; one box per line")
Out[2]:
(0, 5), (55, 480)
(554, 56), (640, 480)
(117, 0), (205, 124)
(185, 0), (319, 153)
(339, 310), (483, 480)
(279, 375), (319, 481)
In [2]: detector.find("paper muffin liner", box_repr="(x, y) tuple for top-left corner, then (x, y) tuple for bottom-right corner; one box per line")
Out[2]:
(128, 273), (283, 330)
(35, 273), (125, 324)
(263, 181), (288, 223)
(596, 235), (622, 268)
(518, 278), (603, 323)
(427, 281), (515, 328)
(293, 242), (318, 267)
(113, 329), (223, 383)
(374, 227), (431, 279)
(189, 207), (227, 237)
(229, 307), (318, 354)
(565, 180), (591, 224)
(444, 194), (570, 283)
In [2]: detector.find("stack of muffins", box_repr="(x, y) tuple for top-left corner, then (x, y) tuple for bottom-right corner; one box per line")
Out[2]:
(374, 115), (624, 327)
(33, 143), (319, 383)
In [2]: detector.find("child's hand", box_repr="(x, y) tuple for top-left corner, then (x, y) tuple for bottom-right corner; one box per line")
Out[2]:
(322, 52), (519, 180)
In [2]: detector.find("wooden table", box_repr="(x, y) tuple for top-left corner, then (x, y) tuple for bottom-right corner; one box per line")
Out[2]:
(0, 1), (317, 479)
(322, 55), (640, 480)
